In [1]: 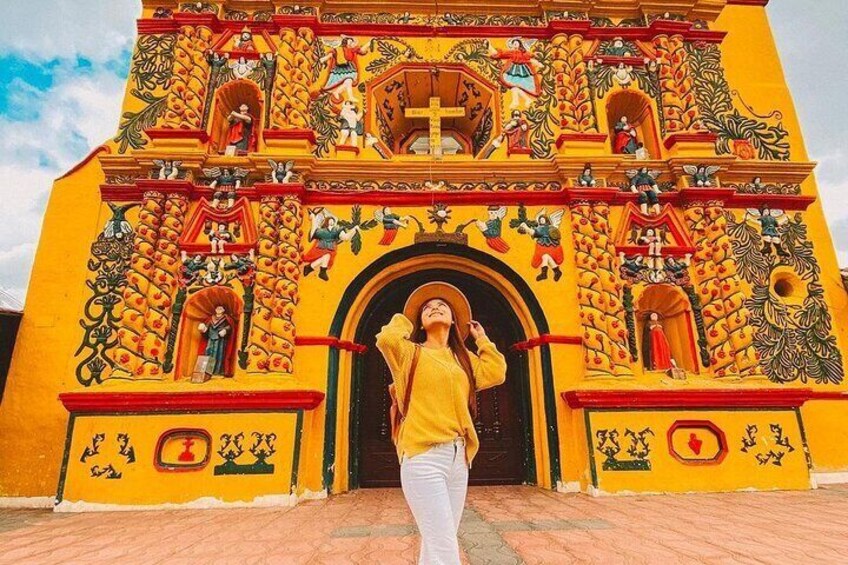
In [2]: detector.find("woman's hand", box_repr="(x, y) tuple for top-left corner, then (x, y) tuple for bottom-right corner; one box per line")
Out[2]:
(468, 320), (486, 341)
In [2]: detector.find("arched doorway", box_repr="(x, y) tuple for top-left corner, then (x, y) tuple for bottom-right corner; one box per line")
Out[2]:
(321, 243), (561, 493)
(351, 268), (533, 488)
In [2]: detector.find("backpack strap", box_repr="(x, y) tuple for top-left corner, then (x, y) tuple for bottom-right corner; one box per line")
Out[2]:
(400, 345), (421, 418)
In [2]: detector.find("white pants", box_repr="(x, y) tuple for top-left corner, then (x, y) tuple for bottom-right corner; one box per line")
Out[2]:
(401, 437), (469, 565)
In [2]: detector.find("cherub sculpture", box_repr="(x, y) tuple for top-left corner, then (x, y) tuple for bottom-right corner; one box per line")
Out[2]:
(683, 165), (721, 188)
(102, 203), (137, 241)
(153, 160), (182, 180)
(267, 159), (295, 184)
(745, 205), (789, 256)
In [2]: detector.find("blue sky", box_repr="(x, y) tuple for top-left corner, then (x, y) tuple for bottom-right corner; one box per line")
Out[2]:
(0, 1), (846, 306)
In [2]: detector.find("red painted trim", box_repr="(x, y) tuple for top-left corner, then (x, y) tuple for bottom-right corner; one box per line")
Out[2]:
(678, 188), (737, 203)
(135, 179), (193, 194)
(59, 390), (326, 413)
(254, 183), (307, 198)
(727, 0), (769, 6)
(562, 388), (814, 409)
(263, 129), (317, 144)
(138, 16), (727, 44)
(807, 391), (848, 401)
(667, 420), (729, 466)
(507, 147), (534, 157)
(138, 19), (178, 34)
(145, 128), (209, 142)
(180, 243), (255, 254)
(616, 245), (696, 257)
(336, 145), (360, 155)
(663, 132), (718, 150)
(58, 145), (110, 181)
(306, 190), (568, 206)
(729, 194), (817, 211)
(98, 183), (819, 211)
(556, 133), (608, 149)
(153, 428), (212, 473)
(511, 334), (583, 352)
(295, 336), (368, 354)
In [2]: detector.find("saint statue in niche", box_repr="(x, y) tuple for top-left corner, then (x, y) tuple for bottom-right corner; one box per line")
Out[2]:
(613, 116), (639, 154)
(197, 305), (236, 377)
(488, 37), (542, 109)
(225, 103), (257, 155)
(642, 312), (673, 371)
(233, 27), (256, 52)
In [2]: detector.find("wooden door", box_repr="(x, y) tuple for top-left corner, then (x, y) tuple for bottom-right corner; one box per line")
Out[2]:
(354, 270), (529, 488)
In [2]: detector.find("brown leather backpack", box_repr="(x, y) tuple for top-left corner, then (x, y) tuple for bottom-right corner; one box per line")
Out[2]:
(388, 345), (421, 446)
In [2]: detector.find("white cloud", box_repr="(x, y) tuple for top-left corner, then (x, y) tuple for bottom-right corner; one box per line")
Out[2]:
(0, 65), (126, 304)
(1, 0), (138, 63)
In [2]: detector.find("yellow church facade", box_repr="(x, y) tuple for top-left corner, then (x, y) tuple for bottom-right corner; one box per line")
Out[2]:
(2, 0), (847, 509)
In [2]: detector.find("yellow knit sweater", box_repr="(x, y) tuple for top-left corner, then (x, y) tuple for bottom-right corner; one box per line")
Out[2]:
(375, 313), (507, 468)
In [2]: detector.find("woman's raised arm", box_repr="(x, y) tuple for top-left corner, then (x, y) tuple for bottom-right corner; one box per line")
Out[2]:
(471, 334), (507, 391)
(375, 313), (416, 387)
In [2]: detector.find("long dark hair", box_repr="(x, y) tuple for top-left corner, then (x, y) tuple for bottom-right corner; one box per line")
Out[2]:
(411, 299), (478, 418)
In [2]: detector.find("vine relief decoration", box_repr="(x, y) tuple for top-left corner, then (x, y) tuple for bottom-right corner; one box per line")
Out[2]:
(726, 212), (843, 384)
(74, 205), (137, 386)
(687, 42), (790, 161)
(114, 34), (175, 153)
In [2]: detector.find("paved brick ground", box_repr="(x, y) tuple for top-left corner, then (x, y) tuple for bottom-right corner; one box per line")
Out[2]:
(1, 484), (847, 564)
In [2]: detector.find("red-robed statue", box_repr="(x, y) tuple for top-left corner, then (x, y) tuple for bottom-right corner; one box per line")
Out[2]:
(642, 312), (673, 371)
(225, 103), (257, 155)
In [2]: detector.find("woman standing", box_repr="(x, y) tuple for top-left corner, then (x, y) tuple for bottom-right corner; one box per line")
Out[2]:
(376, 282), (507, 565)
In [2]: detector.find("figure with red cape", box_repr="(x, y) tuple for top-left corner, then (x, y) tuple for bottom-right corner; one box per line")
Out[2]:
(475, 206), (510, 254)
(374, 207), (410, 246)
(488, 37), (543, 109)
(318, 36), (370, 103)
(225, 103), (257, 155)
(197, 305), (237, 377)
(515, 208), (565, 282)
(642, 312), (673, 371)
(613, 115), (639, 154)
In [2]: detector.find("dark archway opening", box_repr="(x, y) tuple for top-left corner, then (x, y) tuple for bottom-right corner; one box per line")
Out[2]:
(350, 268), (534, 488)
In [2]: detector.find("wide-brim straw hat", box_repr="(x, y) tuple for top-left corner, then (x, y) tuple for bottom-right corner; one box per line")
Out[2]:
(403, 282), (472, 340)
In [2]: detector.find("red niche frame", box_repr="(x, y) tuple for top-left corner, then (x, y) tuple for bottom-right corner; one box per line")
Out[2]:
(154, 428), (213, 473)
(667, 420), (728, 466)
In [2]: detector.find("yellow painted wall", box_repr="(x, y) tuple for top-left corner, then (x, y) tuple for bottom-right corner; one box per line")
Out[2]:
(2, 1), (848, 504)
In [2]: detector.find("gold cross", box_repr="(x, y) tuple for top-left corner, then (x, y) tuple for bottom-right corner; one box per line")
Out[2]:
(404, 97), (465, 158)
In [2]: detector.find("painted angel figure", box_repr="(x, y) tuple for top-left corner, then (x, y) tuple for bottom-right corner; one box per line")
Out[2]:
(102, 203), (137, 240)
(302, 207), (367, 281)
(684, 165), (721, 187)
(229, 56), (259, 80)
(153, 160), (181, 180)
(268, 159), (295, 184)
(745, 205), (789, 256)
(578, 164), (597, 187)
(318, 36), (370, 102)
(179, 252), (206, 287)
(204, 167), (248, 209)
(488, 37), (543, 109)
(627, 167), (662, 216)
(605, 37), (634, 57)
(475, 206), (510, 254)
(337, 100), (364, 147)
(516, 208), (565, 282)
(612, 62), (634, 88)
(374, 207), (411, 246)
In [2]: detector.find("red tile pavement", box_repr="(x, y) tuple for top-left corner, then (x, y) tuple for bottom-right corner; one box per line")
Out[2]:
(0, 484), (846, 564)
